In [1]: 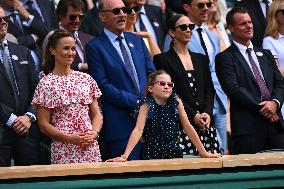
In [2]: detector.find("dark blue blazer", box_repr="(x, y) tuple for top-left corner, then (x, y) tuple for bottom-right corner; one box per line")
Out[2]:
(86, 31), (155, 141)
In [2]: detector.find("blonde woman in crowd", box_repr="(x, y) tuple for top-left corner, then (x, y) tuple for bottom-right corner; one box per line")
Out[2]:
(263, 0), (284, 75)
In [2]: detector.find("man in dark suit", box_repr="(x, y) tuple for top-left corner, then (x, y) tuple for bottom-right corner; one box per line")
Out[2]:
(56, 0), (93, 72)
(235, 0), (272, 47)
(79, 5), (104, 37)
(0, 6), (40, 166)
(215, 7), (284, 154)
(0, 0), (58, 73)
(135, 0), (166, 50)
(86, 0), (155, 161)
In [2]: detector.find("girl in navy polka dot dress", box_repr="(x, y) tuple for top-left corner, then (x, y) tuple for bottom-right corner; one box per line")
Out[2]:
(107, 70), (221, 162)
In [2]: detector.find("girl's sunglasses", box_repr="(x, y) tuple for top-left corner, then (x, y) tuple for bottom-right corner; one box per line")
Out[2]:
(67, 14), (84, 21)
(154, 81), (174, 88)
(276, 9), (284, 15)
(174, 24), (195, 31)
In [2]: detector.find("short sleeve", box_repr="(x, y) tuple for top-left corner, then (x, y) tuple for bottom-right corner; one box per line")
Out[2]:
(263, 37), (276, 56)
(31, 77), (60, 108)
(133, 97), (156, 118)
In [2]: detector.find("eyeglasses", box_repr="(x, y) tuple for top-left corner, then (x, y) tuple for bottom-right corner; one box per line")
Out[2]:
(154, 81), (174, 88)
(67, 14), (84, 21)
(174, 24), (195, 31)
(191, 2), (212, 9)
(276, 9), (284, 15)
(101, 7), (130, 15)
(126, 6), (140, 14)
(0, 16), (9, 23)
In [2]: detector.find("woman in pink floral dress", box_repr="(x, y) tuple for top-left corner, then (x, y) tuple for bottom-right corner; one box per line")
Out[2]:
(32, 30), (102, 164)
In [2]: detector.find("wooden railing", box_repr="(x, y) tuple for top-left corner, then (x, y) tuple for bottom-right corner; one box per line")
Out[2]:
(0, 152), (283, 180)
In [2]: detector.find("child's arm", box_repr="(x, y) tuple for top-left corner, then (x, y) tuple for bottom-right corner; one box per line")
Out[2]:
(106, 103), (150, 162)
(177, 98), (221, 158)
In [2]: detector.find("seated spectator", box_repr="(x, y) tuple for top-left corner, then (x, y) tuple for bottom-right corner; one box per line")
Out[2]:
(32, 30), (102, 164)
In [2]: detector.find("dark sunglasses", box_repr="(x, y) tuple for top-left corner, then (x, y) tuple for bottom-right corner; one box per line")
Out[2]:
(67, 14), (84, 21)
(126, 6), (140, 14)
(0, 16), (9, 23)
(154, 81), (174, 88)
(174, 23), (195, 31)
(101, 7), (130, 15)
(276, 9), (284, 15)
(191, 2), (212, 9)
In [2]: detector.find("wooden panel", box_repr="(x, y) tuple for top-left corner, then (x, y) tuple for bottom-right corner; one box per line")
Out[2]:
(0, 157), (221, 179)
(222, 152), (284, 167)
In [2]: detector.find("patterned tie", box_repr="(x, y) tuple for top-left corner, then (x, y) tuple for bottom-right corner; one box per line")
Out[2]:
(138, 12), (147, 32)
(246, 48), (270, 100)
(196, 28), (208, 56)
(73, 34), (84, 62)
(117, 36), (139, 92)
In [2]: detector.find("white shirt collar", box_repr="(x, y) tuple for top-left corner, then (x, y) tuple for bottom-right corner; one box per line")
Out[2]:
(139, 6), (146, 15)
(259, 0), (272, 4)
(233, 40), (253, 51)
(278, 33), (284, 39)
(104, 28), (125, 43)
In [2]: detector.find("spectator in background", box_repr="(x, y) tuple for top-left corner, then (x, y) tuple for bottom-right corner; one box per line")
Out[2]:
(0, 0), (58, 73)
(135, 0), (166, 50)
(263, 0), (284, 76)
(206, 0), (230, 52)
(79, 0), (104, 37)
(263, 0), (284, 119)
(236, 0), (272, 47)
(0, 5), (40, 166)
(123, 0), (160, 58)
(86, 0), (155, 161)
(216, 7), (284, 154)
(32, 30), (102, 164)
(154, 14), (221, 156)
(55, 0), (94, 72)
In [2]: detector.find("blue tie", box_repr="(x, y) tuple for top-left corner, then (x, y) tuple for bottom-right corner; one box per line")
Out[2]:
(139, 12), (147, 32)
(117, 36), (139, 92)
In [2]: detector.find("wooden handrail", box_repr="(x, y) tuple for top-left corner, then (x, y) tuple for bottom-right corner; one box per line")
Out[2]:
(0, 152), (283, 180)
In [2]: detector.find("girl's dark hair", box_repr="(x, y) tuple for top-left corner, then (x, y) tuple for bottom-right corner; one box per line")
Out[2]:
(145, 70), (170, 97)
(42, 29), (73, 75)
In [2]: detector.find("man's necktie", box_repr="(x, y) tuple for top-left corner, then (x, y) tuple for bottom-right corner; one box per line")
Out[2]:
(196, 28), (208, 56)
(12, 13), (23, 32)
(0, 43), (19, 96)
(246, 48), (270, 100)
(73, 34), (84, 62)
(117, 36), (139, 92)
(263, 0), (269, 18)
(138, 12), (147, 32)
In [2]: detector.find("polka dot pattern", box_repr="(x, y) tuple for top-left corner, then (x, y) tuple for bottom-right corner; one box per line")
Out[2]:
(137, 94), (183, 160)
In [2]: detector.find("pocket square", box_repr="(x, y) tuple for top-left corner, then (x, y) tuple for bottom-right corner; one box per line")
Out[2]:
(19, 61), (29, 65)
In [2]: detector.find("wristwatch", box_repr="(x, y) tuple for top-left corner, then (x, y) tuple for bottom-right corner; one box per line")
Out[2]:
(25, 113), (36, 122)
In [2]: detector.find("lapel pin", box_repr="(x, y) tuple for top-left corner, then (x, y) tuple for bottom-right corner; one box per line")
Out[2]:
(153, 21), (159, 27)
(12, 55), (18, 60)
(129, 43), (134, 48)
(256, 52), (263, 56)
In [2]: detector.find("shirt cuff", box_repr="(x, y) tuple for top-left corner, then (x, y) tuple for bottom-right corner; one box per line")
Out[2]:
(6, 113), (17, 128)
(22, 15), (34, 27)
(272, 99), (280, 109)
(25, 112), (36, 122)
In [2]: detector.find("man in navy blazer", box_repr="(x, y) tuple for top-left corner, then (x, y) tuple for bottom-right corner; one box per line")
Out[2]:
(0, 6), (40, 166)
(216, 7), (284, 154)
(86, 0), (155, 161)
